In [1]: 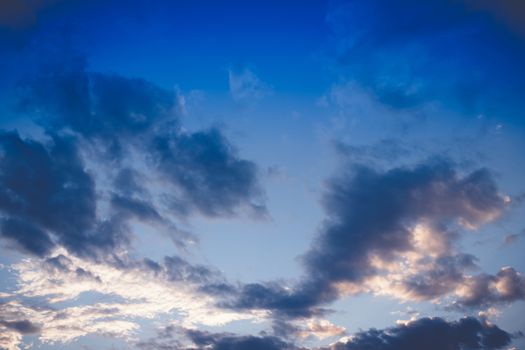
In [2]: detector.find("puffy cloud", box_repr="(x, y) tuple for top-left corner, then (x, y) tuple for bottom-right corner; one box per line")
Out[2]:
(0, 319), (39, 335)
(19, 58), (265, 219)
(186, 329), (292, 350)
(20, 57), (176, 158)
(1, 56), (266, 258)
(455, 267), (525, 308)
(301, 160), (505, 303)
(231, 160), (508, 317)
(295, 319), (346, 340)
(138, 327), (294, 350)
(152, 128), (266, 217)
(138, 317), (513, 350)
(0, 131), (104, 257)
(328, 317), (512, 350)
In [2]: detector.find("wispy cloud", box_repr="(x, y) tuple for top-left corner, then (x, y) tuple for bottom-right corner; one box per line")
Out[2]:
(228, 65), (270, 104)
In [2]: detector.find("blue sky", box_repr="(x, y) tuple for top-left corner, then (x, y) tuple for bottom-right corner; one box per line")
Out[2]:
(0, 1), (525, 350)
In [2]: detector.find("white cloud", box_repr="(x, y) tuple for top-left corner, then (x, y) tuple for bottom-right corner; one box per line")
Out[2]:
(0, 324), (22, 350)
(295, 318), (346, 340)
(6, 249), (267, 348)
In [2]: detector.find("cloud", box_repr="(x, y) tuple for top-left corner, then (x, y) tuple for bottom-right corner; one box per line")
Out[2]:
(20, 56), (176, 157)
(0, 319), (40, 334)
(0, 131), (104, 257)
(0, 326), (22, 350)
(295, 319), (346, 340)
(454, 267), (525, 308)
(333, 139), (411, 164)
(186, 330), (293, 350)
(230, 159), (509, 317)
(3, 249), (265, 348)
(138, 317), (513, 350)
(228, 66), (270, 104)
(1, 56), (267, 258)
(138, 327), (294, 350)
(20, 57), (265, 218)
(328, 317), (512, 350)
(152, 128), (266, 217)
(503, 229), (525, 245)
(301, 159), (504, 300)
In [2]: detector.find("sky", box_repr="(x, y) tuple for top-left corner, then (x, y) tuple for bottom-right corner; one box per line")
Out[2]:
(0, 1), (525, 349)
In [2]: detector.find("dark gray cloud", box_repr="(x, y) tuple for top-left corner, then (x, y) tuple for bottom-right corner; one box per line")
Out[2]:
(0, 131), (161, 259)
(138, 317), (514, 350)
(0, 218), (55, 257)
(329, 317), (512, 350)
(0, 131), (106, 257)
(110, 194), (162, 223)
(302, 160), (503, 300)
(42, 254), (102, 282)
(231, 159), (506, 317)
(0, 319), (40, 335)
(1, 56), (266, 258)
(20, 57), (176, 158)
(152, 128), (265, 217)
(138, 327), (294, 350)
(186, 330), (293, 350)
(113, 168), (147, 196)
(163, 256), (215, 284)
(20, 58), (265, 218)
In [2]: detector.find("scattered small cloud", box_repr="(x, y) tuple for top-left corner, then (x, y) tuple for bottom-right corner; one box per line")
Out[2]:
(228, 65), (270, 104)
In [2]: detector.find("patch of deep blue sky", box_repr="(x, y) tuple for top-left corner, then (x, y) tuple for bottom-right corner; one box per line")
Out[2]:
(1, 1), (329, 93)
(2, 0), (525, 126)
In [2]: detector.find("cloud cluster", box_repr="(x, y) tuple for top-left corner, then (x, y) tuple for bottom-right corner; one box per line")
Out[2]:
(0, 56), (265, 260)
(0, 56), (272, 348)
(231, 160), (510, 318)
(455, 267), (525, 308)
(330, 317), (512, 350)
(137, 317), (513, 350)
(0, 131), (100, 257)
